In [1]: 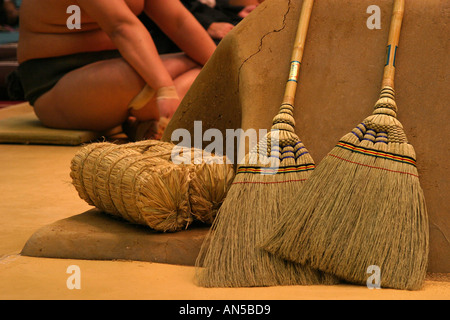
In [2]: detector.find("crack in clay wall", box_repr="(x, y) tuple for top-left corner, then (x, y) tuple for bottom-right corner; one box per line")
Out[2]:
(236, 0), (292, 91)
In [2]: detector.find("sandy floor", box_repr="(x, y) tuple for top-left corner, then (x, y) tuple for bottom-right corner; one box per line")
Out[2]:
(0, 105), (449, 300)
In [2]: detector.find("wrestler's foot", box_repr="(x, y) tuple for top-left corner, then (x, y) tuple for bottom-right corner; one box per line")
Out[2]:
(123, 117), (159, 141)
(102, 125), (129, 144)
(123, 116), (170, 141)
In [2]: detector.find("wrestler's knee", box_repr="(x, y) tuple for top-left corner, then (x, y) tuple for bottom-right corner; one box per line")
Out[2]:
(33, 95), (69, 129)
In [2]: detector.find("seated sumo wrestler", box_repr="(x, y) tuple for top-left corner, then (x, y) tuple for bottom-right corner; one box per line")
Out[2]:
(10, 0), (216, 140)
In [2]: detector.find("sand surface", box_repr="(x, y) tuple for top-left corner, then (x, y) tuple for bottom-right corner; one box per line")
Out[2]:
(0, 104), (449, 300)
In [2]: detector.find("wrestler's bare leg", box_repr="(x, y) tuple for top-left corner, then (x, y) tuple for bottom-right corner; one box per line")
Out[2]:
(33, 53), (200, 138)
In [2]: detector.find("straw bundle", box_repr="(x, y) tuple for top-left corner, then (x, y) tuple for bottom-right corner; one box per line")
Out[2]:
(70, 140), (235, 232)
(195, 0), (339, 287)
(189, 161), (236, 224)
(70, 140), (173, 215)
(263, 0), (429, 290)
(134, 163), (193, 231)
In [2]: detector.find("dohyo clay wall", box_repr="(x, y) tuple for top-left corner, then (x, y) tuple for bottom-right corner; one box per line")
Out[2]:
(163, 0), (449, 273)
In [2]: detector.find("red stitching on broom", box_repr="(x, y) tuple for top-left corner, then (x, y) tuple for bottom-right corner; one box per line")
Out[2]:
(232, 179), (308, 185)
(328, 154), (419, 177)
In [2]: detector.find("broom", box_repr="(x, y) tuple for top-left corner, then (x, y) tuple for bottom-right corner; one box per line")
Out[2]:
(262, 0), (429, 290)
(195, 0), (339, 287)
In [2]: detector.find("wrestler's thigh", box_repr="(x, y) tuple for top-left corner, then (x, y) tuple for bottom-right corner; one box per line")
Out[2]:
(34, 58), (151, 131)
(160, 52), (201, 79)
(173, 67), (201, 98)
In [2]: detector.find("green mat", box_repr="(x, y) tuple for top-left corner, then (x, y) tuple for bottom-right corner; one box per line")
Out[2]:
(0, 31), (19, 45)
(0, 112), (101, 145)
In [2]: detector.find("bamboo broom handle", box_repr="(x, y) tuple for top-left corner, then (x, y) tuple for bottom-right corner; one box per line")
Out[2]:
(282, 0), (315, 106)
(271, 0), (314, 141)
(381, 0), (405, 89)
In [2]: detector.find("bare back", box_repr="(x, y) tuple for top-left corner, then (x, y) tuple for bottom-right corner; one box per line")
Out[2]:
(18, 0), (145, 63)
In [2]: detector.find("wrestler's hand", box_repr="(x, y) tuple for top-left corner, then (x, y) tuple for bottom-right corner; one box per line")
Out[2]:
(207, 22), (234, 40)
(157, 97), (180, 119)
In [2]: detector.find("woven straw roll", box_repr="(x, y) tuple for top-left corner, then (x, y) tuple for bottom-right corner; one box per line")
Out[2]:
(70, 140), (235, 232)
(171, 147), (235, 223)
(189, 161), (235, 224)
(108, 153), (169, 224)
(135, 163), (193, 232)
(70, 140), (173, 217)
(70, 142), (111, 207)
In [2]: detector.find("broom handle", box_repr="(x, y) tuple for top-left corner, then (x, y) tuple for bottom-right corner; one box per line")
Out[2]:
(381, 0), (405, 89)
(271, 0), (314, 139)
(282, 0), (314, 106)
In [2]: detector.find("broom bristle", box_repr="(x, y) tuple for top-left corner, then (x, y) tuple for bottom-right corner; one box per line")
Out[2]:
(262, 88), (429, 290)
(195, 105), (340, 287)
